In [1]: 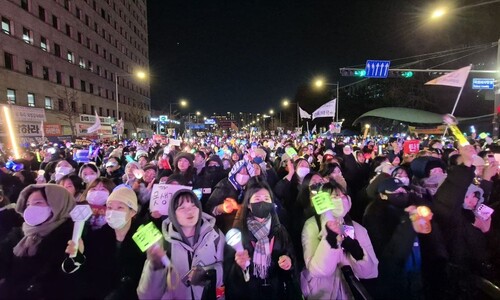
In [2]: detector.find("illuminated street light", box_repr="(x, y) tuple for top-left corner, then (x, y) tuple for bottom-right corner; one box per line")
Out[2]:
(115, 70), (148, 137)
(196, 111), (201, 116)
(312, 77), (340, 122)
(430, 7), (447, 19)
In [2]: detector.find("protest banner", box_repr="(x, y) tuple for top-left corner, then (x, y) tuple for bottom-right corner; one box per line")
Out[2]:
(150, 184), (192, 215)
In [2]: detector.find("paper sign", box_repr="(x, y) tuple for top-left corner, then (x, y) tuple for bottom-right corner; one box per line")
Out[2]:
(150, 184), (193, 215)
(285, 147), (298, 158)
(169, 139), (181, 146)
(132, 222), (163, 252)
(403, 140), (420, 154)
(311, 192), (335, 215)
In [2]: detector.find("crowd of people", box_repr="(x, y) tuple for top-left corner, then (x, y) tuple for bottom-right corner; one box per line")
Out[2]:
(0, 133), (499, 299)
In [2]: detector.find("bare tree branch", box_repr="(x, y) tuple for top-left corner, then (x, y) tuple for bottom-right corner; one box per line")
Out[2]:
(53, 86), (82, 138)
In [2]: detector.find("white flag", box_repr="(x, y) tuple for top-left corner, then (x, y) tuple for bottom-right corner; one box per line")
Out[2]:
(299, 106), (311, 119)
(87, 111), (102, 133)
(311, 125), (317, 133)
(425, 65), (471, 88)
(312, 99), (336, 120)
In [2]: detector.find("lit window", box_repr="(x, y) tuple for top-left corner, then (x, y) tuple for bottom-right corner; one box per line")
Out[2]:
(40, 36), (48, 51)
(27, 93), (35, 107)
(1, 17), (11, 34)
(67, 51), (74, 63)
(45, 97), (53, 109)
(22, 27), (33, 44)
(79, 57), (86, 69)
(7, 89), (16, 104)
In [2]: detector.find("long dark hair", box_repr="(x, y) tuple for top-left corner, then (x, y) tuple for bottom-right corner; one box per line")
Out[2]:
(234, 177), (279, 234)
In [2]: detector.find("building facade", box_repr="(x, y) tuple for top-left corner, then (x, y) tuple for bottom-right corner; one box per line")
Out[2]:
(0, 0), (150, 140)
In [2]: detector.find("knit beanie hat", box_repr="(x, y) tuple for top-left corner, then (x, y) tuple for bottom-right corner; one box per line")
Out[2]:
(107, 187), (138, 211)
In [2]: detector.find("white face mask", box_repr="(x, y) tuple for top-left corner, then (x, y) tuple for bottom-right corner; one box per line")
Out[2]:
(397, 177), (410, 186)
(235, 173), (250, 186)
(24, 206), (52, 226)
(105, 210), (128, 229)
(86, 190), (109, 206)
(56, 166), (74, 176)
(296, 167), (310, 178)
(83, 174), (98, 184)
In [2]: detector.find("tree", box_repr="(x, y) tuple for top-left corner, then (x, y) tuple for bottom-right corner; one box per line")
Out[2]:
(126, 102), (148, 134)
(54, 86), (82, 138)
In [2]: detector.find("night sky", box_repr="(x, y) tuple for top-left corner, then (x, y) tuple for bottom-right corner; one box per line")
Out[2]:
(147, 0), (500, 116)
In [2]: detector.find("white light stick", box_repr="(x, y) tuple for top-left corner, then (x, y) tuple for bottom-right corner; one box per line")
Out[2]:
(69, 205), (92, 258)
(226, 228), (250, 267)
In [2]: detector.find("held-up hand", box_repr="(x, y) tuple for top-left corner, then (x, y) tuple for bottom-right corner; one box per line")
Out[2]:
(482, 161), (499, 181)
(278, 255), (292, 270)
(188, 265), (206, 286)
(147, 179), (155, 191)
(326, 220), (342, 235)
(473, 216), (491, 233)
(65, 239), (84, 256)
(222, 198), (238, 214)
(147, 244), (167, 270)
(150, 211), (162, 219)
(235, 250), (250, 270)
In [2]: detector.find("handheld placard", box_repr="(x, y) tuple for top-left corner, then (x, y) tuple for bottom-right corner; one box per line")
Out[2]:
(133, 222), (170, 267)
(226, 228), (250, 267)
(311, 192), (335, 215)
(69, 205), (92, 258)
(285, 147), (298, 158)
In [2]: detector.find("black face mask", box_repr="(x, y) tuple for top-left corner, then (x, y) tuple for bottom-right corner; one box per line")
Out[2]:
(206, 166), (220, 173)
(386, 193), (410, 208)
(250, 202), (274, 218)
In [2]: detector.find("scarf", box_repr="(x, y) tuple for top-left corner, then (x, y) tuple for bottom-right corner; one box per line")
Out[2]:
(247, 215), (271, 279)
(13, 184), (75, 257)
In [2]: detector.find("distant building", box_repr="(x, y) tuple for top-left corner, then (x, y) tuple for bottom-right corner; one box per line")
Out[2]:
(0, 0), (150, 140)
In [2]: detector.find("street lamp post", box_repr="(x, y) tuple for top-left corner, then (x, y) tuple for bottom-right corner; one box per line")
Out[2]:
(115, 70), (147, 138)
(427, 6), (500, 138)
(314, 79), (340, 122)
(169, 99), (188, 119)
(282, 99), (299, 129)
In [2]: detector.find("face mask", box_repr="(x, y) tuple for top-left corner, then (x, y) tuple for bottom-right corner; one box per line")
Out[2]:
(105, 210), (128, 229)
(250, 202), (274, 218)
(235, 173), (250, 186)
(24, 206), (52, 226)
(86, 190), (109, 206)
(206, 166), (220, 173)
(296, 167), (310, 178)
(83, 174), (98, 184)
(397, 177), (410, 186)
(386, 193), (410, 208)
(106, 161), (118, 168)
(56, 166), (74, 175)
(253, 157), (264, 164)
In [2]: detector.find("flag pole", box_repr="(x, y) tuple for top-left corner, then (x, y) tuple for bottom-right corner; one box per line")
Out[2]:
(450, 83), (466, 116)
(297, 102), (300, 130)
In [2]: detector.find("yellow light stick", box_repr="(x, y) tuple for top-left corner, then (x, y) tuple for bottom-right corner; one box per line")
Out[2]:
(443, 114), (469, 147)
(3, 106), (20, 159)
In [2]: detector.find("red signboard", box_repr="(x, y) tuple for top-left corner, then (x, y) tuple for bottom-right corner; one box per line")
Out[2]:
(43, 124), (62, 136)
(403, 140), (420, 154)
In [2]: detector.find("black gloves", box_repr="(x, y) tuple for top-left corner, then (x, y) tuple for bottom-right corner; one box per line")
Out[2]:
(341, 236), (364, 260)
(325, 225), (339, 249)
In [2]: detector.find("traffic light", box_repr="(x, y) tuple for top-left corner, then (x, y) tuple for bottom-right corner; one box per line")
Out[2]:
(401, 71), (413, 78)
(354, 70), (366, 77)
